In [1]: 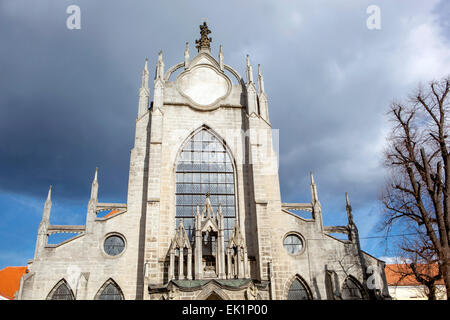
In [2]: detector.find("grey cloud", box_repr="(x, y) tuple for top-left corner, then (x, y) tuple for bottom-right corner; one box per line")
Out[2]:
(1, 0), (449, 226)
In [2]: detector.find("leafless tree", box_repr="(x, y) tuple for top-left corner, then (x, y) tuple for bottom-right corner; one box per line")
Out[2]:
(381, 76), (450, 300)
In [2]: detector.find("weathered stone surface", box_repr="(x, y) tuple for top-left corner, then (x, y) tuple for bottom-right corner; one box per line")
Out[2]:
(16, 24), (390, 301)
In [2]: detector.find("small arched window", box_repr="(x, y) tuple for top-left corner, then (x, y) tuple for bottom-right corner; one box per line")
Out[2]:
(287, 277), (312, 300)
(47, 280), (75, 300)
(96, 280), (124, 300)
(341, 277), (365, 300)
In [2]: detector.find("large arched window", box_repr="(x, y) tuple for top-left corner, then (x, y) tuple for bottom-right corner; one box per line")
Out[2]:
(95, 279), (124, 300)
(287, 277), (312, 300)
(176, 128), (236, 246)
(47, 280), (75, 300)
(341, 276), (365, 300)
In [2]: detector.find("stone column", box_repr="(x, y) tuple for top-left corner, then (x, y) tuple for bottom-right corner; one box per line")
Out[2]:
(178, 248), (184, 280)
(217, 233), (226, 279)
(169, 249), (175, 280)
(237, 247), (244, 278)
(187, 248), (192, 280)
(226, 249), (231, 279)
(195, 231), (202, 279)
(244, 247), (249, 278)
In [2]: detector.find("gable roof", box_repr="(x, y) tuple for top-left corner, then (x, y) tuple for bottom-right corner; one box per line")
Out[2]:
(0, 266), (28, 299)
(385, 264), (444, 286)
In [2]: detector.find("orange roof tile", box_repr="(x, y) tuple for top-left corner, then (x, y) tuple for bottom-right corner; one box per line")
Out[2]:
(385, 264), (444, 286)
(103, 210), (120, 218)
(0, 266), (28, 300)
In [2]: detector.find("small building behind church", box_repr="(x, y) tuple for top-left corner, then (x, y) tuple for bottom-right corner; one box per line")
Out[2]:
(385, 264), (446, 300)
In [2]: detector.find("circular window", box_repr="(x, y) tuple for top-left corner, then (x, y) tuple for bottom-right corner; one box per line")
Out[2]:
(104, 235), (125, 256)
(283, 234), (303, 255)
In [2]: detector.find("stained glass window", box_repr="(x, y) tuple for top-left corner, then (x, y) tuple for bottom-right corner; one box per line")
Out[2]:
(283, 234), (303, 254)
(287, 278), (311, 300)
(104, 235), (125, 256)
(176, 129), (236, 245)
(48, 281), (75, 300)
(97, 282), (123, 300)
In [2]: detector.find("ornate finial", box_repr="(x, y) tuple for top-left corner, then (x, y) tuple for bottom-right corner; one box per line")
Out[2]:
(141, 58), (149, 89)
(155, 51), (164, 80)
(310, 171), (319, 204)
(345, 192), (354, 225)
(219, 45), (224, 71)
(246, 55), (254, 84)
(47, 185), (52, 201)
(204, 192), (213, 219)
(195, 22), (212, 52)
(90, 167), (99, 200)
(42, 184), (53, 222)
(257, 64), (265, 94)
(184, 42), (190, 68)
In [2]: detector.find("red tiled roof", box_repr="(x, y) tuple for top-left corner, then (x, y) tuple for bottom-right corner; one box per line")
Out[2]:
(0, 266), (28, 300)
(385, 264), (444, 286)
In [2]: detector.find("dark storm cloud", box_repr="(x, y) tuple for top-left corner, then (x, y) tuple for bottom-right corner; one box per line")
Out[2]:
(0, 0), (449, 219)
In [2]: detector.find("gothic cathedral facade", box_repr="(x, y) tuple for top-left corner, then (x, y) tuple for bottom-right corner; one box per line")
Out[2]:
(17, 23), (390, 300)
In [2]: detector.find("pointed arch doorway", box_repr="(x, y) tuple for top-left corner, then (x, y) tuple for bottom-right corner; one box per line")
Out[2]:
(195, 285), (231, 300)
(205, 292), (222, 300)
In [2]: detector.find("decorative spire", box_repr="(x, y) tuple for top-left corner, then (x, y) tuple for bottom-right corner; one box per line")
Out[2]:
(177, 220), (184, 240)
(204, 192), (213, 219)
(90, 167), (99, 200)
(230, 223), (243, 246)
(219, 45), (224, 71)
(155, 51), (164, 80)
(345, 192), (354, 224)
(138, 58), (150, 117)
(42, 185), (52, 222)
(141, 58), (149, 88)
(184, 42), (190, 68)
(310, 171), (319, 204)
(195, 22), (212, 52)
(46, 185), (52, 202)
(257, 64), (265, 94)
(246, 55), (254, 84)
